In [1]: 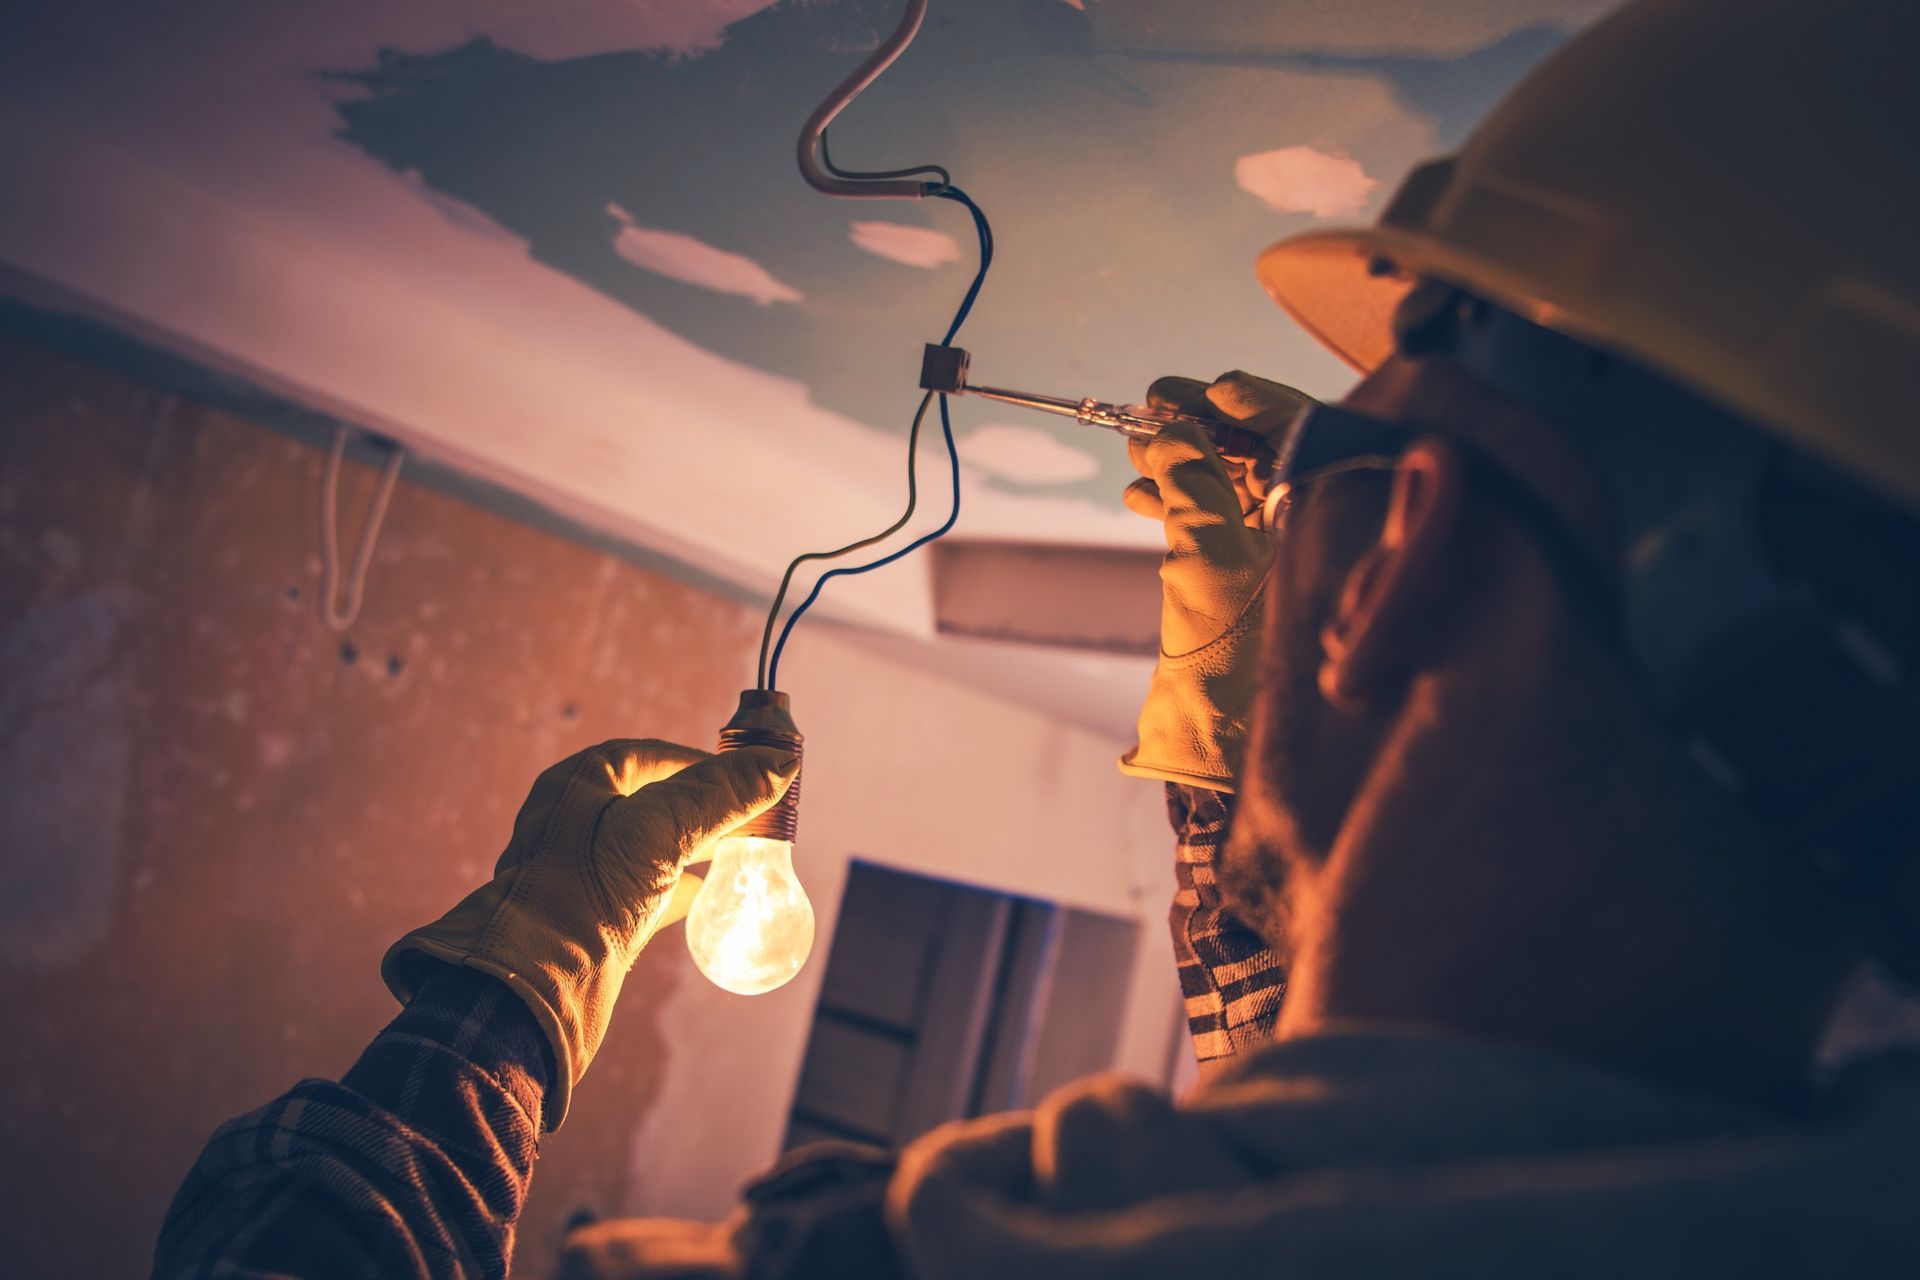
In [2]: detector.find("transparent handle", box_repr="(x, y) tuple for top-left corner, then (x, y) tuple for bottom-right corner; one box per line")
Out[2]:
(1104, 404), (1269, 459)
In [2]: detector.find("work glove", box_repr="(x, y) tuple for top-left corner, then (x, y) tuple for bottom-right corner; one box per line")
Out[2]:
(1119, 372), (1316, 791)
(382, 739), (799, 1130)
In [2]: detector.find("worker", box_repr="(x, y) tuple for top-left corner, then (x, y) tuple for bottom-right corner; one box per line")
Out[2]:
(154, 0), (1920, 1274)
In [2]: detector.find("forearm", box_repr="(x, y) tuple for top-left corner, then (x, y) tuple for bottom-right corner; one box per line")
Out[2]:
(1166, 782), (1287, 1063)
(153, 967), (551, 1280)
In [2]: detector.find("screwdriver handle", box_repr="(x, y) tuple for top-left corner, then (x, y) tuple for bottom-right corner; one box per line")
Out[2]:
(1097, 403), (1271, 462)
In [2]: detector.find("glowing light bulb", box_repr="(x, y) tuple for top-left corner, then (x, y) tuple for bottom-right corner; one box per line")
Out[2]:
(689, 688), (813, 996)
(686, 834), (815, 995)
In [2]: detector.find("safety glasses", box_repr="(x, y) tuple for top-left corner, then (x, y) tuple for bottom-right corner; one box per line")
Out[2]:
(1257, 402), (1623, 636)
(1259, 403), (1416, 539)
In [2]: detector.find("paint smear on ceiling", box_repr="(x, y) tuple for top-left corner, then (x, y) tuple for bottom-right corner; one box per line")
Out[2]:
(608, 203), (804, 305)
(1235, 146), (1381, 218)
(849, 222), (964, 270)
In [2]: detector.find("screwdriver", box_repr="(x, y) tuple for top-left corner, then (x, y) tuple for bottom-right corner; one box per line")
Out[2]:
(918, 344), (1272, 462)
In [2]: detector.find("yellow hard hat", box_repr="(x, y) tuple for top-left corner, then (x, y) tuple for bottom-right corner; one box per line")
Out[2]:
(1256, 0), (1920, 514)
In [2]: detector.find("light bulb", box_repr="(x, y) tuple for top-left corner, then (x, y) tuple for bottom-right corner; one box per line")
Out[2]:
(685, 834), (815, 995)
(689, 688), (813, 996)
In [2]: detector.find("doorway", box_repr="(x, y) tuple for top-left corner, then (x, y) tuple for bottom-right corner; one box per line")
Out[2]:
(784, 860), (1139, 1150)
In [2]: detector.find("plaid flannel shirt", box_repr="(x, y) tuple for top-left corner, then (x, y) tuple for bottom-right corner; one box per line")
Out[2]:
(152, 967), (549, 1279)
(154, 785), (1284, 1278)
(1166, 783), (1288, 1061)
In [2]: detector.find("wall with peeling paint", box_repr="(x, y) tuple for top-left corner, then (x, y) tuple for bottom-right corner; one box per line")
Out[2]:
(0, 332), (1179, 1277)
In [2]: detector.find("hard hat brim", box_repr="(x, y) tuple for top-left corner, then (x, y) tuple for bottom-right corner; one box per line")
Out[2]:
(1254, 229), (1410, 375)
(1260, 220), (1920, 523)
(1255, 225), (1608, 380)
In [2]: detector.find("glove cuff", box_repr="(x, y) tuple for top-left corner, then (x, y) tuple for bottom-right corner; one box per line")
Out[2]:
(381, 930), (592, 1132)
(1116, 750), (1237, 792)
(1121, 582), (1264, 793)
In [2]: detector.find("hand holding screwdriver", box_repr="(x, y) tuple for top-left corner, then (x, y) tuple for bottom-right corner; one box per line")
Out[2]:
(919, 346), (1302, 466)
(1119, 370), (1319, 790)
(1124, 372), (1317, 528)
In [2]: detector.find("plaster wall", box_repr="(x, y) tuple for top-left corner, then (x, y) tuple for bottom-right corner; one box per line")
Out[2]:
(0, 332), (1180, 1277)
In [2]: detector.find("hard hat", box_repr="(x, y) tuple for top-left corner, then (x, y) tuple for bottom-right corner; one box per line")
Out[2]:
(1255, 0), (1920, 514)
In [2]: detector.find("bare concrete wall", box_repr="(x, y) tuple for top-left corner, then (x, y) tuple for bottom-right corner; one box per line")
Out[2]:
(0, 332), (1179, 1277)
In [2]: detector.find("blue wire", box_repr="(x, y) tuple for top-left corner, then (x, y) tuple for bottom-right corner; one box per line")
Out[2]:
(767, 395), (962, 689)
(936, 189), (993, 343)
(766, 187), (993, 689)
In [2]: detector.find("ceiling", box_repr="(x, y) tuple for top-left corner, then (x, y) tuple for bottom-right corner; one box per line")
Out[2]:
(0, 0), (1619, 735)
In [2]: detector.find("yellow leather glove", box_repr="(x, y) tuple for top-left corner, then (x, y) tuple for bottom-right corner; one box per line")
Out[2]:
(382, 739), (799, 1129)
(1119, 372), (1316, 791)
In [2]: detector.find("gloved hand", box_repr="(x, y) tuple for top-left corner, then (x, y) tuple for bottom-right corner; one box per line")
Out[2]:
(382, 739), (799, 1129)
(1119, 372), (1316, 790)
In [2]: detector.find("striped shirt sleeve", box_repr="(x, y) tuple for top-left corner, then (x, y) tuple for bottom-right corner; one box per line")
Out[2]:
(1166, 783), (1288, 1062)
(152, 967), (551, 1279)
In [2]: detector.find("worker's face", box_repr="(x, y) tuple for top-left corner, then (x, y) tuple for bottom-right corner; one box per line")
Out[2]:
(1216, 431), (1397, 956)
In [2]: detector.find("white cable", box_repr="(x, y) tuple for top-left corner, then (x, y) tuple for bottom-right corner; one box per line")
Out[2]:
(319, 426), (405, 632)
(794, 0), (936, 199)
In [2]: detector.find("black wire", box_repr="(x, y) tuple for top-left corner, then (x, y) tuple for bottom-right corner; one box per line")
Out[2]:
(756, 390), (938, 689)
(820, 127), (951, 193)
(751, 182), (982, 688)
(768, 394), (962, 690)
(764, 186), (993, 689)
(753, 190), (986, 688)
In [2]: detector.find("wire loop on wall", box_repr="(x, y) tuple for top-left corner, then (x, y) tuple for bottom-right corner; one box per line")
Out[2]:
(319, 426), (405, 632)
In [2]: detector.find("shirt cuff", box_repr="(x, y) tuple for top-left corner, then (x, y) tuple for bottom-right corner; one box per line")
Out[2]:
(343, 966), (554, 1127)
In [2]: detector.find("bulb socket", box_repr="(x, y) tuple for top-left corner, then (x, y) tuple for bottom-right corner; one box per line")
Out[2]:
(717, 689), (803, 842)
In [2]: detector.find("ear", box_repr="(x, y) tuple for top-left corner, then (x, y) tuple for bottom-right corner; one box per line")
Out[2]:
(1318, 437), (1468, 707)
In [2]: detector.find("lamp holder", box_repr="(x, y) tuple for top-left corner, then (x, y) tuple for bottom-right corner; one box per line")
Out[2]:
(717, 689), (803, 842)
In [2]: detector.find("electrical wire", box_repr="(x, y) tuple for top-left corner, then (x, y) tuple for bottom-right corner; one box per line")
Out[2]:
(795, 0), (935, 200)
(819, 127), (950, 194)
(319, 426), (405, 632)
(754, 187), (994, 687)
(763, 186), (993, 689)
(767, 393), (963, 689)
(755, 390), (939, 688)
(932, 187), (993, 343)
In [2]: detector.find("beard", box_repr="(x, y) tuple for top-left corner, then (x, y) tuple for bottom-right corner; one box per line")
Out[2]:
(1215, 587), (1330, 958)
(1218, 482), (1390, 956)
